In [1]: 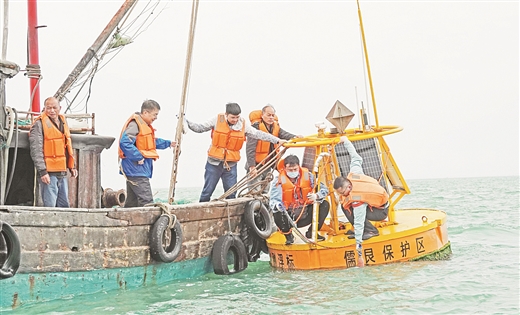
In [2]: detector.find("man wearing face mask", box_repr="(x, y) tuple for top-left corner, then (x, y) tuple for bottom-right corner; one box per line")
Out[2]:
(269, 154), (330, 245)
(333, 136), (389, 267)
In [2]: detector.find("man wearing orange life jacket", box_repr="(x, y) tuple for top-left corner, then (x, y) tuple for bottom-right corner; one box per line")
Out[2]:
(29, 97), (78, 207)
(269, 154), (330, 245)
(119, 100), (175, 207)
(186, 103), (287, 202)
(333, 136), (389, 267)
(245, 104), (302, 193)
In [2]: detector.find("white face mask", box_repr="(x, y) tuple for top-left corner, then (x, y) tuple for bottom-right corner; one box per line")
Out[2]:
(286, 171), (299, 179)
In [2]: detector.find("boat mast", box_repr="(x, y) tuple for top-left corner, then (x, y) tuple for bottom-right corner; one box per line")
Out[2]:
(53, 0), (138, 102)
(27, 0), (41, 112)
(168, 0), (199, 204)
(357, 0), (379, 129)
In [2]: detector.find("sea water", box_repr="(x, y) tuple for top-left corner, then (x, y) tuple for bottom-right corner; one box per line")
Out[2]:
(8, 177), (520, 314)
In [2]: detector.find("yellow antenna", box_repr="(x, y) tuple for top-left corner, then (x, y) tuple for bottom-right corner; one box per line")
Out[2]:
(357, 0), (380, 129)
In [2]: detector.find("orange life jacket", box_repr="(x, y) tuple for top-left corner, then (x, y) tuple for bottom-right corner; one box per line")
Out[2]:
(278, 167), (313, 210)
(249, 110), (281, 164)
(340, 173), (389, 210)
(208, 114), (246, 162)
(35, 113), (75, 172)
(118, 114), (159, 160)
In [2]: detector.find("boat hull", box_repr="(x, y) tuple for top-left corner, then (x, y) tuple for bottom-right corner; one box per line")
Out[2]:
(3, 257), (211, 309)
(267, 208), (451, 270)
(0, 197), (254, 309)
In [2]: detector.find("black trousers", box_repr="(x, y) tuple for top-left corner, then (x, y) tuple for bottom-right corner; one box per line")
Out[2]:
(343, 203), (388, 234)
(291, 200), (330, 233)
(125, 176), (153, 207)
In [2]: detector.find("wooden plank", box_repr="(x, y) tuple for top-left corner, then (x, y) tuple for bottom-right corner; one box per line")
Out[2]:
(68, 149), (79, 207)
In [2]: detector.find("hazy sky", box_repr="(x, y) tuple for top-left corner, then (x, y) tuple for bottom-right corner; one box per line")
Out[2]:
(2, 0), (518, 192)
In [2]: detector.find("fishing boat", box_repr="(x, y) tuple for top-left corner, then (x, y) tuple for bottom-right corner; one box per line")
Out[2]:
(0, 0), (451, 310)
(265, 2), (451, 270)
(0, 0), (266, 310)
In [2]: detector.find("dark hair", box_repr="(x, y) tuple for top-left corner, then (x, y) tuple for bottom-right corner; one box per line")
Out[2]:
(284, 154), (300, 167)
(141, 99), (161, 113)
(333, 176), (351, 189)
(225, 103), (241, 115)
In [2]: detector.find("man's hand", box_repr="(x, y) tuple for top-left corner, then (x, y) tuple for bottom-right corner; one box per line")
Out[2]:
(41, 174), (51, 185)
(170, 141), (177, 148)
(278, 139), (287, 145)
(249, 166), (258, 177)
(357, 255), (365, 267)
(70, 169), (78, 178)
(340, 136), (349, 143)
(307, 193), (318, 203)
(356, 244), (365, 267)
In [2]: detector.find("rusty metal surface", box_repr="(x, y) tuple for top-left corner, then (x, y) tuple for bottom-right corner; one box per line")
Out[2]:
(0, 197), (252, 273)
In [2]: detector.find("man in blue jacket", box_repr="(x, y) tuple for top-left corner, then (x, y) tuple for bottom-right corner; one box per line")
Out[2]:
(119, 100), (175, 207)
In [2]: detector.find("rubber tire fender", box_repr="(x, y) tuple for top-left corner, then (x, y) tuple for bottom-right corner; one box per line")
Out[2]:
(0, 221), (21, 279)
(212, 234), (248, 275)
(244, 200), (273, 240)
(149, 215), (183, 263)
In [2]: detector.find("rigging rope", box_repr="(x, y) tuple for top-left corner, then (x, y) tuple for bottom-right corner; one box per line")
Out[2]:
(26, 65), (42, 113)
(65, 1), (167, 114)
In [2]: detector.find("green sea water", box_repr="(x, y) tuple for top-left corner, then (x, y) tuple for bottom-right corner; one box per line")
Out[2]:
(7, 177), (520, 314)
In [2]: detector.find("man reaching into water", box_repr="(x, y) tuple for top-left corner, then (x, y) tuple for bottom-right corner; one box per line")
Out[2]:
(333, 136), (389, 267)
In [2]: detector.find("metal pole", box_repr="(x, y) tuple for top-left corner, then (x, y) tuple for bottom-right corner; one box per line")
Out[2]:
(0, 76), (6, 205)
(27, 0), (40, 112)
(168, 0), (199, 204)
(357, 0), (380, 128)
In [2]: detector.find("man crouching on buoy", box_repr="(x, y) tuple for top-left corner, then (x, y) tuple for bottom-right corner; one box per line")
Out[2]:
(334, 136), (389, 267)
(269, 154), (330, 245)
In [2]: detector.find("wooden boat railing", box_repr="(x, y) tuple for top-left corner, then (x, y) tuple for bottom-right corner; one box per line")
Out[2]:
(5, 109), (96, 135)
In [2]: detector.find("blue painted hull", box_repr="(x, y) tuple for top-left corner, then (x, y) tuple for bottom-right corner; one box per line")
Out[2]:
(1, 257), (212, 310)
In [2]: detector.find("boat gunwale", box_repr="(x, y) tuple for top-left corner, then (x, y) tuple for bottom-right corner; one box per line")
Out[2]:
(267, 208), (448, 251)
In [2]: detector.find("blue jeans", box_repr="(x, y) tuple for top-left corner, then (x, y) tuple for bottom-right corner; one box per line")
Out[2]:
(200, 161), (237, 202)
(40, 175), (70, 207)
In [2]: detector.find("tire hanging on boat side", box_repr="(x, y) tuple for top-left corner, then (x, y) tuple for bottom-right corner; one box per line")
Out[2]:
(212, 234), (248, 275)
(240, 221), (267, 262)
(149, 215), (183, 263)
(244, 200), (273, 239)
(0, 221), (21, 279)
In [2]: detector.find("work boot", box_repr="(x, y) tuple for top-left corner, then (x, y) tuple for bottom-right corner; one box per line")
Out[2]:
(285, 233), (294, 245)
(362, 231), (379, 240)
(348, 231), (379, 240)
(345, 229), (354, 235)
(306, 230), (325, 241)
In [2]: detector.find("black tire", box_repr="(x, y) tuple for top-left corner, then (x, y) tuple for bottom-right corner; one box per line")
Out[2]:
(212, 234), (248, 275)
(0, 221), (21, 279)
(244, 200), (273, 239)
(239, 221), (268, 261)
(149, 215), (183, 263)
(258, 237), (269, 254)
